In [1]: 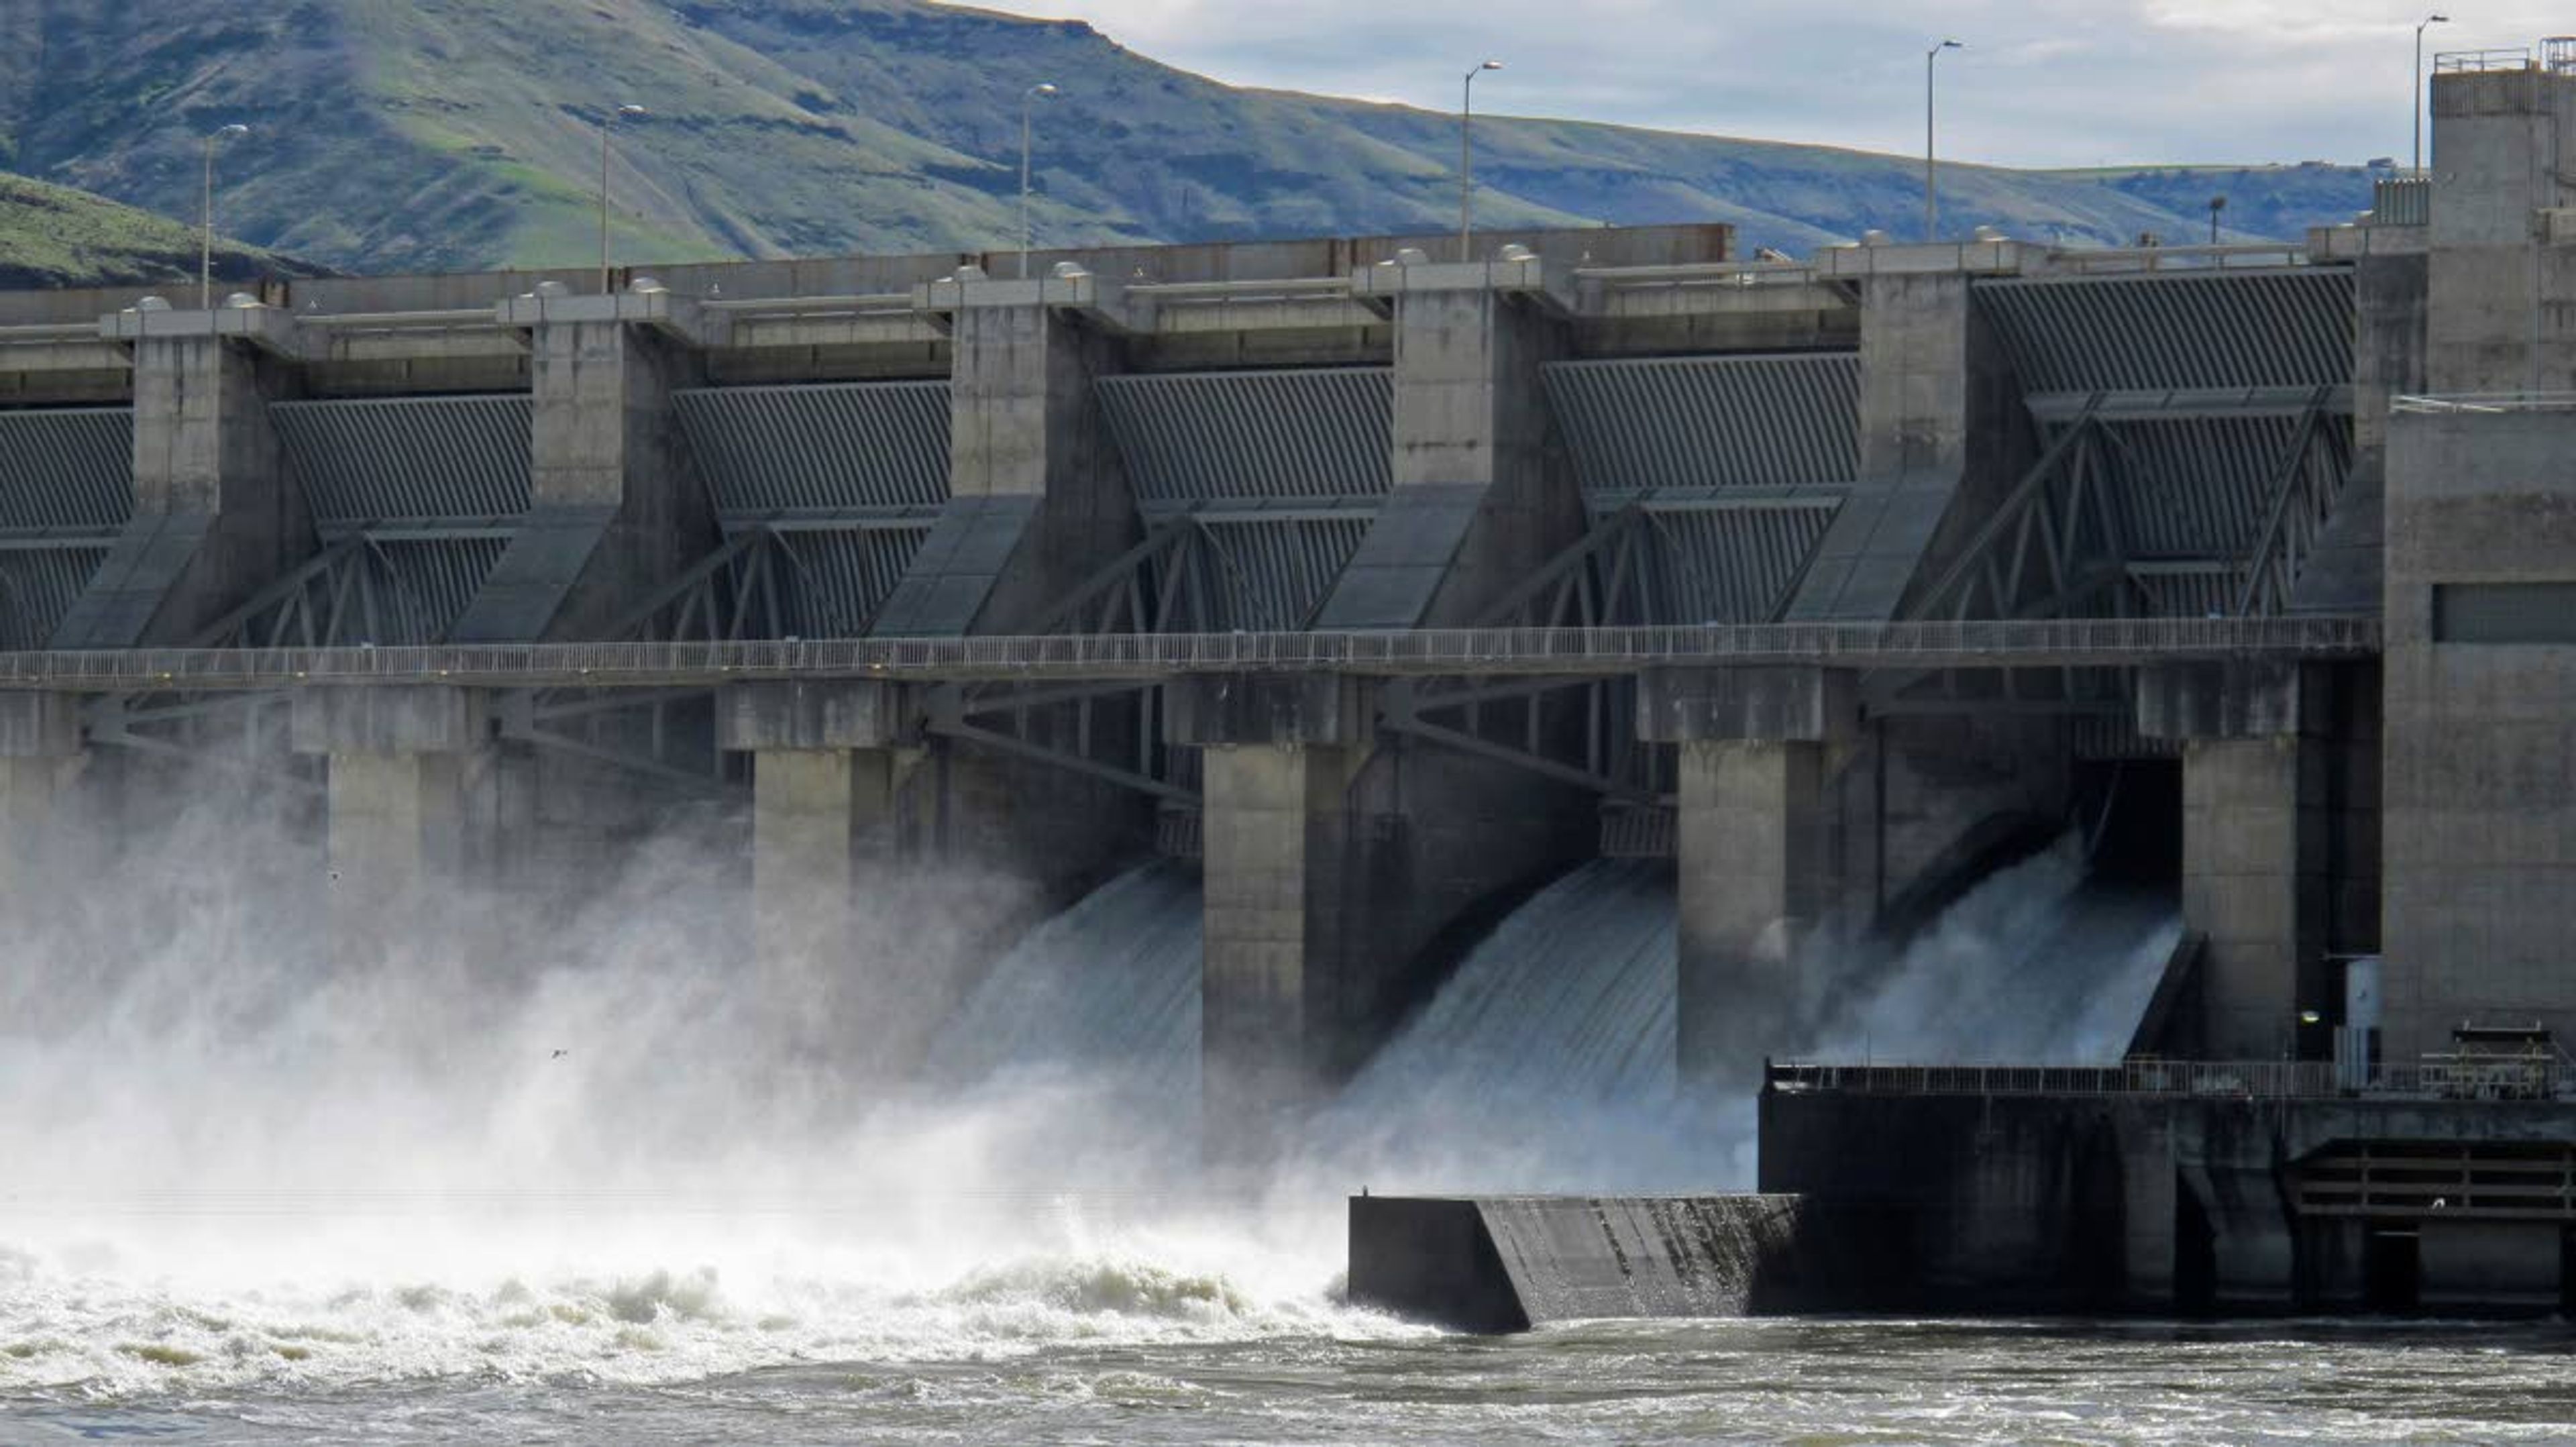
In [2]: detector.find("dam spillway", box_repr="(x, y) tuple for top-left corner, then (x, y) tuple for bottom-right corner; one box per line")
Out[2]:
(2, 52), (2575, 1320)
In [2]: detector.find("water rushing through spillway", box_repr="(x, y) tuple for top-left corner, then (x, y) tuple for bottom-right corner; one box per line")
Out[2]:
(1, 797), (2196, 1439)
(923, 859), (1204, 1110)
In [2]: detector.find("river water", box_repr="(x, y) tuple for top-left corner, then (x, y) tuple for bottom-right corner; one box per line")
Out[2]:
(6, 1246), (2573, 1447)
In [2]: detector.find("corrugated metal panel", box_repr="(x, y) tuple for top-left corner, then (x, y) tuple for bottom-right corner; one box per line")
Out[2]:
(1098, 368), (1392, 506)
(1161, 515), (1374, 631)
(1976, 272), (2354, 394)
(362, 538), (515, 645)
(270, 395), (533, 523)
(0, 409), (132, 529)
(2088, 413), (2308, 559)
(1544, 354), (1860, 493)
(1629, 503), (1839, 624)
(0, 546), (109, 650)
(2129, 566), (2239, 619)
(674, 382), (951, 512)
(769, 526), (934, 637)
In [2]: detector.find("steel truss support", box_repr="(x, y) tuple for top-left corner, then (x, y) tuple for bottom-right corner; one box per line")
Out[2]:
(2235, 384), (2349, 617)
(80, 690), (323, 795)
(1909, 393), (2128, 624)
(494, 687), (737, 797)
(596, 525), (788, 644)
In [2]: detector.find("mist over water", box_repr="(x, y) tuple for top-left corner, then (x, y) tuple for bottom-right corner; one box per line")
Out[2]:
(0, 783), (1381, 1403)
(1, 778), (2180, 1426)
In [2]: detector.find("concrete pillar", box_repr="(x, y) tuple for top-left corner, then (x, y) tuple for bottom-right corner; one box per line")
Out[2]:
(55, 330), (306, 647)
(1317, 263), (1580, 629)
(1790, 270), (2025, 621)
(1168, 674), (1373, 1155)
(859, 276), (1148, 900)
(877, 278), (1133, 637)
(452, 310), (713, 642)
(715, 680), (916, 979)
(2139, 662), (2330, 1060)
(0, 693), (84, 907)
(2425, 65), (2576, 394)
(1641, 666), (1856, 1087)
(290, 686), (489, 962)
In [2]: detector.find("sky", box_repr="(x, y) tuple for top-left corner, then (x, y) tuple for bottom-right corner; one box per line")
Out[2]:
(959, 1), (2569, 168)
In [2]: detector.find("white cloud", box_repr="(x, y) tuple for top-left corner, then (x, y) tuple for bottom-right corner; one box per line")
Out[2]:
(952, 0), (2571, 165)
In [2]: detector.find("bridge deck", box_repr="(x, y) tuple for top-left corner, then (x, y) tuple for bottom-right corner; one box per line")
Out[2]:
(0, 617), (2378, 692)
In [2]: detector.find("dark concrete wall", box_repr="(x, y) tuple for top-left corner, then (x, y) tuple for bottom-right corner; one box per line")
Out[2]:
(1762, 1089), (2576, 1315)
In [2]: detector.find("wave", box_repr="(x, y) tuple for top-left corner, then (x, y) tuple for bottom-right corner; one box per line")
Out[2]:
(0, 1228), (1408, 1397)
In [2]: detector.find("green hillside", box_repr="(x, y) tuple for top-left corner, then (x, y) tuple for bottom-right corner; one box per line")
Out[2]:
(0, 170), (307, 289)
(0, 0), (2379, 280)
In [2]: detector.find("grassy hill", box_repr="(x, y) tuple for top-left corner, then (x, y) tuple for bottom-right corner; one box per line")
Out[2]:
(0, 170), (308, 290)
(0, 0), (2379, 280)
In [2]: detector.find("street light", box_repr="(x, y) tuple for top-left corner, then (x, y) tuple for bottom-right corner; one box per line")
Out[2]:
(201, 123), (250, 312)
(1461, 59), (1503, 262)
(600, 103), (647, 294)
(2416, 13), (2449, 173)
(2208, 194), (2227, 245)
(1021, 83), (1059, 280)
(1925, 40), (1963, 242)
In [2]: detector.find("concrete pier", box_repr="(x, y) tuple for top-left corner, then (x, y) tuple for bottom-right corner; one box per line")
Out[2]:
(290, 685), (489, 961)
(1171, 673), (1373, 1152)
(455, 290), (714, 642)
(58, 320), (306, 647)
(716, 680), (914, 983)
(1642, 666), (1855, 1084)
(878, 272), (1134, 636)
(0, 693), (84, 907)
(1322, 255), (1579, 628)
(1792, 269), (2023, 622)
(2137, 661), (2330, 1059)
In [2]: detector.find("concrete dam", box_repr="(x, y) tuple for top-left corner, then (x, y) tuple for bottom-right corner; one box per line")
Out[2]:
(5, 51), (2576, 1322)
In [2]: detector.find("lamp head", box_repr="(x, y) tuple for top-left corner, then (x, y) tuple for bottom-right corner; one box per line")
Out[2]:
(1939, 38), (1964, 51)
(616, 104), (648, 118)
(2428, 13), (2450, 23)
(1481, 59), (1504, 70)
(1030, 83), (1059, 97)
(212, 123), (250, 140)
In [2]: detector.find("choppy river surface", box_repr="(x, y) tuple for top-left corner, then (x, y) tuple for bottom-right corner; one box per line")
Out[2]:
(7, 1269), (2573, 1447)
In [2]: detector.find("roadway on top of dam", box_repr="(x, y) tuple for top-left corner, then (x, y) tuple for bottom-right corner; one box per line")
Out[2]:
(0, 617), (2377, 692)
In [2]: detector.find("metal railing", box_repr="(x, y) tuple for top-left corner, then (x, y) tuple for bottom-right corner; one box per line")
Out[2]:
(1768, 1057), (2565, 1102)
(2044, 242), (2312, 274)
(2371, 175), (2431, 227)
(0, 617), (2381, 692)
(2434, 47), (2532, 73)
(2393, 392), (2576, 414)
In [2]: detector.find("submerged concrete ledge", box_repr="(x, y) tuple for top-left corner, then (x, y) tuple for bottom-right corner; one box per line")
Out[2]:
(1348, 1194), (1904, 1332)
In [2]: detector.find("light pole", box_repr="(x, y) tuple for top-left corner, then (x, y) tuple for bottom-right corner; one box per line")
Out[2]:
(1021, 83), (1059, 280)
(600, 103), (646, 294)
(1925, 40), (1963, 242)
(200, 123), (249, 312)
(1461, 59), (1502, 262)
(2208, 194), (2227, 245)
(2416, 13), (2449, 173)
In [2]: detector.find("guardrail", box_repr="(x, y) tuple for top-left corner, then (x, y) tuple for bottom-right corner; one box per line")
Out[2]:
(2394, 392), (2576, 415)
(2434, 46), (2532, 74)
(1768, 1056), (2565, 1102)
(0, 617), (2381, 692)
(2044, 242), (2312, 274)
